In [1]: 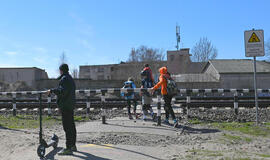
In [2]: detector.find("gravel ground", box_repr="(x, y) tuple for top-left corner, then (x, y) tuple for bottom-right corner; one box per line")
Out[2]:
(1, 108), (270, 160)
(187, 108), (270, 122)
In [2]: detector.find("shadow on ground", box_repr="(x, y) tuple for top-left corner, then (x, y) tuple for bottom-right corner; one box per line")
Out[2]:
(95, 144), (164, 160)
(71, 151), (112, 160)
(45, 147), (112, 160)
(100, 121), (220, 134)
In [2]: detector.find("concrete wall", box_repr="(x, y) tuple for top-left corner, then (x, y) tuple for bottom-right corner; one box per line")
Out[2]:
(167, 49), (192, 74)
(35, 79), (125, 90)
(0, 68), (48, 87)
(220, 73), (270, 89)
(80, 62), (167, 82)
(203, 63), (220, 80)
(79, 65), (114, 80)
(176, 82), (220, 89)
(172, 74), (219, 83)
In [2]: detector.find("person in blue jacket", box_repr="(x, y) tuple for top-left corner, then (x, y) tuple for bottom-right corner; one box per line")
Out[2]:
(121, 77), (138, 119)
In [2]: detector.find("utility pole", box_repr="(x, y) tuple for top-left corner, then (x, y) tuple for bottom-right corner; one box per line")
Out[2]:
(176, 25), (180, 50)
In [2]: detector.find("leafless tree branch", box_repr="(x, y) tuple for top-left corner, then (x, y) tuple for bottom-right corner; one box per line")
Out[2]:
(127, 45), (165, 62)
(191, 37), (218, 62)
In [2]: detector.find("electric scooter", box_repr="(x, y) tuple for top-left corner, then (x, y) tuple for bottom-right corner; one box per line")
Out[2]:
(37, 93), (59, 159)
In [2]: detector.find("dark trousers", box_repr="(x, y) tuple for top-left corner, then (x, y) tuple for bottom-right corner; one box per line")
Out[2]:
(61, 109), (77, 149)
(163, 95), (176, 120)
(127, 99), (137, 114)
(142, 104), (151, 112)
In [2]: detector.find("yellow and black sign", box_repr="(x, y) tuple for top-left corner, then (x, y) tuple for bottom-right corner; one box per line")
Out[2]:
(248, 32), (260, 43)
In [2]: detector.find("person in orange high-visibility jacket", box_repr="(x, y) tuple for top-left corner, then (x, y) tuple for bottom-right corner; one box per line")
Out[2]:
(150, 67), (178, 127)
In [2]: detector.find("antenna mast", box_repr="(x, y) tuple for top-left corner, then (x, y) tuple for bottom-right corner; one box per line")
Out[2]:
(176, 25), (180, 50)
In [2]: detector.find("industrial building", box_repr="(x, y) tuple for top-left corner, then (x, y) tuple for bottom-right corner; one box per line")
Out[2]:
(0, 67), (48, 88)
(79, 48), (270, 89)
(0, 49), (269, 90)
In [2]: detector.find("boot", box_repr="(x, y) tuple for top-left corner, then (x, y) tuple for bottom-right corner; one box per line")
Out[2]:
(163, 119), (170, 125)
(128, 114), (133, 120)
(173, 119), (178, 128)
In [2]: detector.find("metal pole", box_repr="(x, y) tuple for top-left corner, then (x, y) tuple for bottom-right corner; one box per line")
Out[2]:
(86, 94), (90, 116)
(39, 93), (43, 144)
(253, 56), (259, 125)
(12, 94), (16, 116)
(101, 92), (106, 124)
(186, 92), (191, 119)
(47, 94), (52, 117)
(157, 94), (161, 126)
(234, 92), (239, 116)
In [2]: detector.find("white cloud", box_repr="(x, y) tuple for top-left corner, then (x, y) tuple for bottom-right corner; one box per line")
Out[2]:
(34, 47), (47, 53)
(4, 51), (17, 55)
(69, 12), (84, 23)
(77, 38), (95, 51)
(69, 12), (94, 37)
(33, 57), (47, 64)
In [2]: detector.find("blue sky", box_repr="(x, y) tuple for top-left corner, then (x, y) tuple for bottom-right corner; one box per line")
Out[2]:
(0, 0), (269, 77)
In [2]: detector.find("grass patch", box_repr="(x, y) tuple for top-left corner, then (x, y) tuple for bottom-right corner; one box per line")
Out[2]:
(0, 115), (60, 129)
(188, 118), (202, 125)
(188, 149), (223, 157)
(210, 122), (270, 137)
(0, 115), (90, 129)
(223, 158), (252, 160)
(256, 153), (270, 158)
(222, 133), (252, 143)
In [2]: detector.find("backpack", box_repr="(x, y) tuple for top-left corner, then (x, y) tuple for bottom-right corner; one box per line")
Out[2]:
(163, 75), (178, 96)
(123, 82), (133, 97)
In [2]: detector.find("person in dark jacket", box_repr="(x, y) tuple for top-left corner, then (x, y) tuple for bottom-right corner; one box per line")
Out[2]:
(47, 64), (77, 155)
(143, 64), (155, 85)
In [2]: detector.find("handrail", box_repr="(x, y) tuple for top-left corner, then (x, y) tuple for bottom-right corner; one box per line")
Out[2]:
(0, 88), (269, 95)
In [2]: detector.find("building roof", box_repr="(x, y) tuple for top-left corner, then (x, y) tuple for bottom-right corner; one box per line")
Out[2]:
(204, 59), (270, 73)
(187, 62), (207, 73)
(0, 67), (46, 71)
(80, 61), (167, 68)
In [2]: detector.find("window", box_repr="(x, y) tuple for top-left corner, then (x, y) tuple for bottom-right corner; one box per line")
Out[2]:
(98, 67), (104, 72)
(170, 55), (174, 61)
(97, 75), (104, 80)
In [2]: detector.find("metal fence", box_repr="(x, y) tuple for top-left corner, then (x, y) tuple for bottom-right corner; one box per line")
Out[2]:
(0, 88), (270, 125)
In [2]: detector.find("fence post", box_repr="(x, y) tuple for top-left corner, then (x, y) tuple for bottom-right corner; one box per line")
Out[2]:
(47, 94), (52, 117)
(101, 91), (106, 124)
(86, 92), (90, 116)
(157, 93), (161, 126)
(12, 93), (16, 116)
(186, 92), (191, 119)
(234, 92), (239, 115)
(39, 93), (43, 144)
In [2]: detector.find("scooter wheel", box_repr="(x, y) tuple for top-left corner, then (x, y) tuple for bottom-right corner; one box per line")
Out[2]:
(37, 144), (46, 158)
(53, 142), (58, 149)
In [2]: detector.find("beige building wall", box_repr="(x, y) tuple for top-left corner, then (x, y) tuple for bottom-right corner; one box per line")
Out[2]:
(79, 62), (167, 82)
(0, 67), (48, 87)
(167, 49), (192, 74)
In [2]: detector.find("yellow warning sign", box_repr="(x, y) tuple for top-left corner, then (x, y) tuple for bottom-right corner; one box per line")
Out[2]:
(248, 32), (260, 43)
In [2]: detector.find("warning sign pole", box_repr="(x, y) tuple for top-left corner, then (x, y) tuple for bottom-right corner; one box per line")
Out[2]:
(245, 28), (264, 126)
(253, 56), (259, 125)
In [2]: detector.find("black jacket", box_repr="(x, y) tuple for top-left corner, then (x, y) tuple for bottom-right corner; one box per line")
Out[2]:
(51, 73), (76, 110)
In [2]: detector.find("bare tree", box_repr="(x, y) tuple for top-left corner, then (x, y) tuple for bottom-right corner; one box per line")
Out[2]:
(59, 51), (68, 64)
(191, 37), (218, 62)
(127, 45), (165, 62)
(71, 68), (79, 78)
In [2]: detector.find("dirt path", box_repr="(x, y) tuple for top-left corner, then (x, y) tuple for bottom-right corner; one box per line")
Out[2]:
(0, 117), (270, 160)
